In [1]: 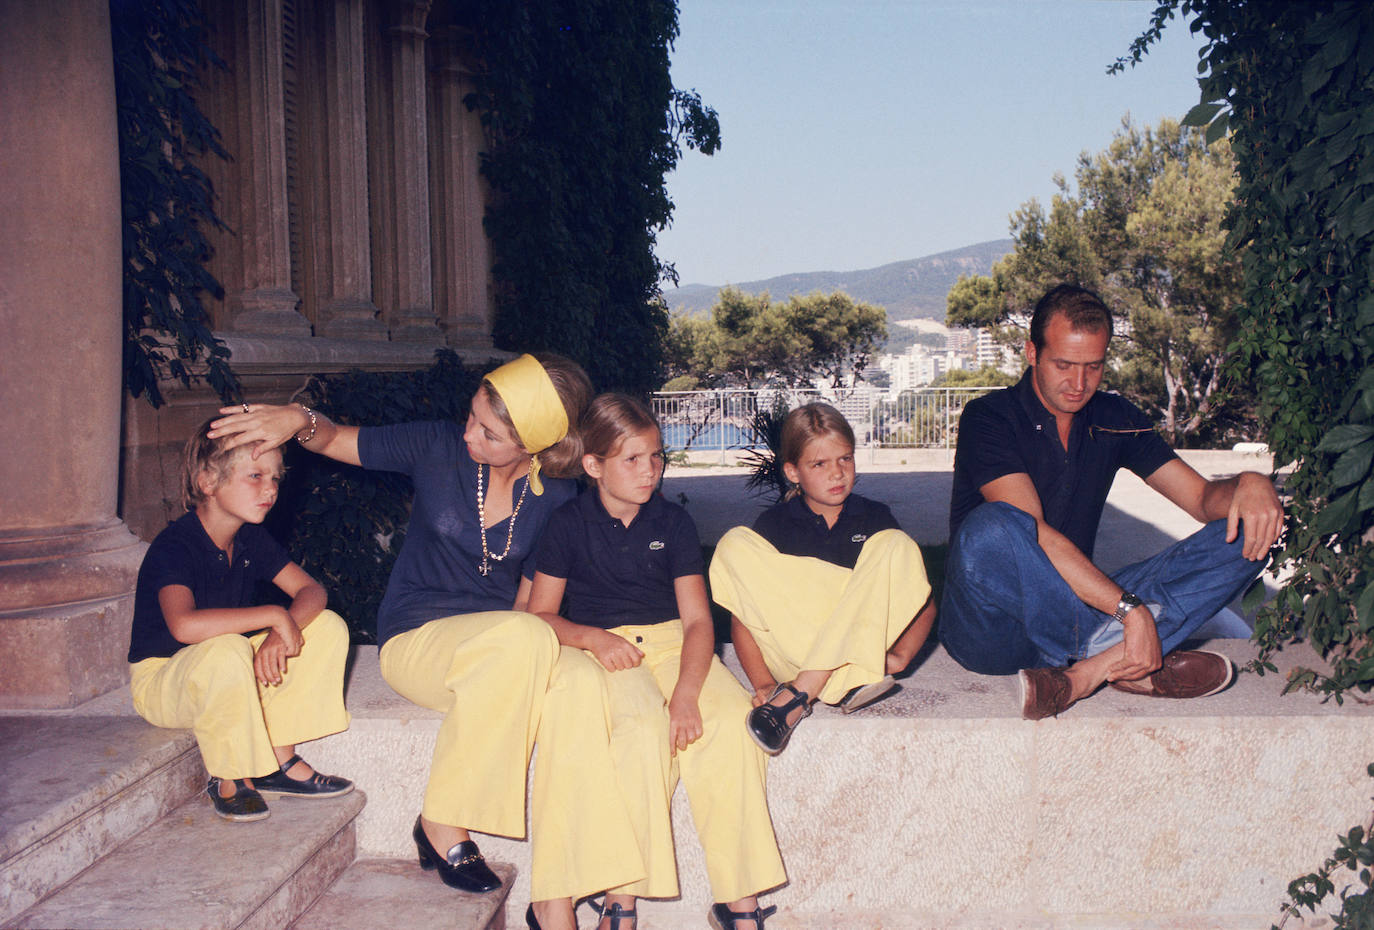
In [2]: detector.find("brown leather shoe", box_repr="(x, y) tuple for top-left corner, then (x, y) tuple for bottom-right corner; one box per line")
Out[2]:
(1109, 649), (1234, 698)
(1019, 666), (1075, 720)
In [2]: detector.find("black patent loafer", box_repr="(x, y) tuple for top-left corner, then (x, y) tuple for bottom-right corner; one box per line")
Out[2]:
(254, 753), (354, 799)
(206, 777), (270, 822)
(413, 816), (502, 893)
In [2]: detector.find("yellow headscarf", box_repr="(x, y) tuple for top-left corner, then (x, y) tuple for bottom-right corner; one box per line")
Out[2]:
(483, 354), (569, 495)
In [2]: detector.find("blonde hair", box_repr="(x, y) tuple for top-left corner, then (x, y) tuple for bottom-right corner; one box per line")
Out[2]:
(779, 403), (855, 501)
(180, 417), (266, 511)
(580, 393), (660, 483)
(482, 352), (593, 478)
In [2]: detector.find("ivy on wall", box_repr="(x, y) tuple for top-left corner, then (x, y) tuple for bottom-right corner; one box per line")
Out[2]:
(455, 0), (720, 395)
(1121, 2), (1374, 923)
(111, 0), (238, 407)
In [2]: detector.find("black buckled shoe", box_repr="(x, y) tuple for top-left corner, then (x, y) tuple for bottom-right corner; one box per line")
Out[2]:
(708, 902), (777, 929)
(746, 681), (812, 755)
(413, 816), (502, 893)
(206, 777), (270, 822)
(253, 754), (354, 799)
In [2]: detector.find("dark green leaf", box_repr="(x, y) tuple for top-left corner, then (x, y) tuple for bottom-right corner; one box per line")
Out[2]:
(1317, 424), (1374, 453)
(1182, 101), (1224, 127)
(1332, 441), (1374, 488)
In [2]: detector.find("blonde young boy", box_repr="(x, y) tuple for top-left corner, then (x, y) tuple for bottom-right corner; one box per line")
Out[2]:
(127, 418), (352, 821)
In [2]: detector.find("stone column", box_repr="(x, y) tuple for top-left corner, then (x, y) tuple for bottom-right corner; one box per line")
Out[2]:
(0, 0), (146, 708)
(378, 0), (441, 342)
(315, 0), (385, 339)
(225, 0), (310, 336)
(428, 26), (493, 347)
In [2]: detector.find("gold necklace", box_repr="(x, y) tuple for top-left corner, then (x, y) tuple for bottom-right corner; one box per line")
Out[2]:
(475, 460), (530, 576)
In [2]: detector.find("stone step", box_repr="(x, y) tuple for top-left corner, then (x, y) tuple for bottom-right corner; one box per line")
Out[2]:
(296, 641), (1374, 929)
(5, 786), (365, 929)
(290, 858), (515, 930)
(0, 716), (202, 925)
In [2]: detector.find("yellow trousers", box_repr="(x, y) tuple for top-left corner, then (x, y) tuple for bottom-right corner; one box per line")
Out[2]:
(710, 527), (931, 704)
(129, 609), (351, 779)
(381, 612), (644, 900)
(570, 620), (785, 903)
(530, 646), (646, 900)
(380, 611), (556, 838)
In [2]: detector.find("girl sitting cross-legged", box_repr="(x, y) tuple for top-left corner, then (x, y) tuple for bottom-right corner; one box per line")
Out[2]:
(527, 393), (786, 930)
(710, 402), (937, 755)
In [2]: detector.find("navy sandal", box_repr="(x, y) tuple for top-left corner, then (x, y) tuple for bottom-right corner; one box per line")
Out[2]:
(586, 896), (637, 929)
(708, 902), (777, 929)
(746, 681), (812, 754)
(254, 753), (354, 798)
(205, 777), (270, 822)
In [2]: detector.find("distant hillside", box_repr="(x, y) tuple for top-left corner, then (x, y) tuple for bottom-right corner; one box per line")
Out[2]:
(665, 239), (1013, 322)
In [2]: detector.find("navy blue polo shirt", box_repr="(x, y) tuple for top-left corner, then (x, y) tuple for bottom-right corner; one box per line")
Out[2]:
(752, 493), (901, 570)
(949, 369), (1176, 557)
(358, 420), (576, 646)
(129, 512), (292, 662)
(535, 490), (704, 629)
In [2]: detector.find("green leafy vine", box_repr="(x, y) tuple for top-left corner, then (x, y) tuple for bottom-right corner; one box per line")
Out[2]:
(1121, 2), (1374, 924)
(111, 0), (239, 407)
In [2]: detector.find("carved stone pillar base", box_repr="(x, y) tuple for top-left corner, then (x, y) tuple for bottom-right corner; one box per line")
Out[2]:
(319, 298), (388, 340)
(0, 521), (145, 709)
(389, 307), (442, 342)
(445, 322), (494, 348)
(230, 287), (312, 336)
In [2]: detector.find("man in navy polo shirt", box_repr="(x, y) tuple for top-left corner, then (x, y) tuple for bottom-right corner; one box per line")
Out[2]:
(940, 284), (1284, 720)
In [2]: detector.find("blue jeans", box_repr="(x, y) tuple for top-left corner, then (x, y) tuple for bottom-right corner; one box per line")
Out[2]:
(939, 502), (1264, 675)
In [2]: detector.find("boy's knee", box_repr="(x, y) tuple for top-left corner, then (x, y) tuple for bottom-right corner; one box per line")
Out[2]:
(187, 635), (258, 693)
(195, 633), (255, 666)
(306, 609), (349, 646)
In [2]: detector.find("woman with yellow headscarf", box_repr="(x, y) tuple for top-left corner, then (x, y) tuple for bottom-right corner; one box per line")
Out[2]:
(212, 354), (643, 928)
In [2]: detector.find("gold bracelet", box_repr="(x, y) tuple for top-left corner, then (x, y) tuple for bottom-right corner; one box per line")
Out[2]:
(295, 404), (318, 445)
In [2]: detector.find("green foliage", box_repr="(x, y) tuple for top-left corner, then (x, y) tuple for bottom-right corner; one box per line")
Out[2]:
(1123, 2), (1374, 923)
(739, 400), (791, 504)
(946, 118), (1248, 447)
(458, 0), (720, 395)
(661, 374), (701, 392)
(266, 351), (485, 642)
(666, 288), (888, 388)
(931, 366), (1018, 389)
(111, 0), (239, 408)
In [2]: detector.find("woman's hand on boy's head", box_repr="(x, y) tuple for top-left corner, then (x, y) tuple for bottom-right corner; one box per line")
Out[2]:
(211, 404), (305, 457)
(587, 629), (644, 672)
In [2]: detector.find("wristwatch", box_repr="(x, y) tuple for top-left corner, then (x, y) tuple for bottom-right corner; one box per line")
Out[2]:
(1112, 592), (1144, 623)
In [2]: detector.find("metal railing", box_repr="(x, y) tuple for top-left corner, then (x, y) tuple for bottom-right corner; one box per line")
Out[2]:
(650, 386), (998, 455)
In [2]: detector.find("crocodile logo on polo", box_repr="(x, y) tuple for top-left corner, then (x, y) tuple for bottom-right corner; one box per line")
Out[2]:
(648, 540), (665, 550)
(851, 534), (867, 544)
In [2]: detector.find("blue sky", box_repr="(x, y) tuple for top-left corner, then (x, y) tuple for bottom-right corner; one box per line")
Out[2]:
(659, 0), (1209, 287)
